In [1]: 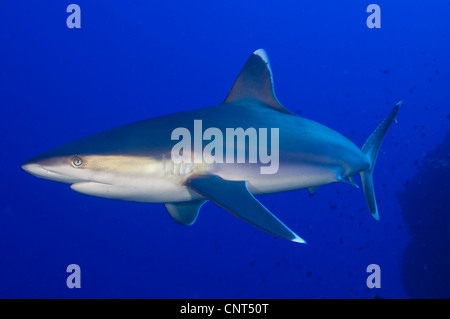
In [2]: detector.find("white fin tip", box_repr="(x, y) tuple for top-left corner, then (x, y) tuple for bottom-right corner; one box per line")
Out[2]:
(253, 49), (269, 64)
(292, 234), (307, 244)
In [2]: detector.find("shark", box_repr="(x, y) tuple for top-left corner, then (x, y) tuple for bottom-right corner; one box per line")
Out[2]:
(21, 49), (402, 243)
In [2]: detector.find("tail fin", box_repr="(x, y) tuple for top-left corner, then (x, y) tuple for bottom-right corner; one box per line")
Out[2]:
(359, 100), (403, 220)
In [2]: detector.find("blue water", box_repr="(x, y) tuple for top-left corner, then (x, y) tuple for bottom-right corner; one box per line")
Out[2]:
(1, 1), (449, 298)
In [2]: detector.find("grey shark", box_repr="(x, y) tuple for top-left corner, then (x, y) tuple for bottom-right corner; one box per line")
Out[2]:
(22, 49), (402, 243)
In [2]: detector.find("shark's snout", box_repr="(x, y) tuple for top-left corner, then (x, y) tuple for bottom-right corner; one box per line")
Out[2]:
(21, 162), (44, 176)
(21, 161), (63, 181)
(21, 156), (44, 175)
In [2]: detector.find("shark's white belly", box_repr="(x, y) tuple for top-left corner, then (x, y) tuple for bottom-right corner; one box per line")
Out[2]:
(70, 178), (199, 203)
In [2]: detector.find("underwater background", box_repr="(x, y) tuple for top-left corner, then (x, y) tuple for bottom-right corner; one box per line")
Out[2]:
(1, 1), (449, 298)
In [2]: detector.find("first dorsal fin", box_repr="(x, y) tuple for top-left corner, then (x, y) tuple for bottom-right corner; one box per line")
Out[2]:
(224, 49), (293, 114)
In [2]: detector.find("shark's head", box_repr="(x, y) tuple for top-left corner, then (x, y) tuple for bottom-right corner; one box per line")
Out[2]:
(21, 131), (108, 183)
(20, 129), (199, 204)
(20, 119), (205, 204)
(21, 126), (162, 186)
(21, 151), (150, 185)
(21, 147), (163, 185)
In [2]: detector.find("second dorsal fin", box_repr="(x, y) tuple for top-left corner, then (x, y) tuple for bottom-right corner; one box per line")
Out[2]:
(224, 49), (293, 114)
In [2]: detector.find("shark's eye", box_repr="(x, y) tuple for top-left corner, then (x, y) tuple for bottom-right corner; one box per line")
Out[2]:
(72, 156), (83, 167)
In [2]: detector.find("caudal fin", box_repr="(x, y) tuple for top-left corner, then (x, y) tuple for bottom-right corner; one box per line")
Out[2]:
(360, 101), (403, 220)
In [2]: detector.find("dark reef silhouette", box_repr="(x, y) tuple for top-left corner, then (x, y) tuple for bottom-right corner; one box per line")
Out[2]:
(397, 130), (450, 298)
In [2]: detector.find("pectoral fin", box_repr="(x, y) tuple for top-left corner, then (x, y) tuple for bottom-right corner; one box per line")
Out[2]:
(186, 174), (305, 243)
(165, 200), (206, 225)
